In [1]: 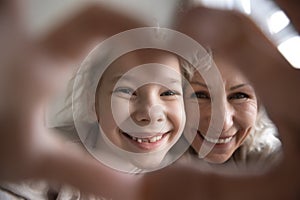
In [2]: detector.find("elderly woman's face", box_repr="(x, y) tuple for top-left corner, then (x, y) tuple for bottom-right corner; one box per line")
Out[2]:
(185, 57), (258, 163)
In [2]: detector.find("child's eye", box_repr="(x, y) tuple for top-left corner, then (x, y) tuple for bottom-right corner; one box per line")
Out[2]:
(161, 90), (178, 96)
(190, 91), (210, 99)
(114, 87), (136, 96)
(228, 92), (249, 100)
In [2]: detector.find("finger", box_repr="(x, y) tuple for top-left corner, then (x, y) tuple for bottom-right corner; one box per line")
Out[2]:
(38, 4), (145, 61)
(34, 140), (140, 200)
(178, 6), (300, 154)
(177, 7), (248, 54)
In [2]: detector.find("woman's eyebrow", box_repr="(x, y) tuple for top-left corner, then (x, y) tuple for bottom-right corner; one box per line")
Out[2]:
(190, 82), (253, 91)
(190, 81), (208, 89)
(229, 83), (250, 91)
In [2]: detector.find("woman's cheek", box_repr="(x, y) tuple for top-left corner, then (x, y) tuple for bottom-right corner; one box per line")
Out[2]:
(198, 103), (212, 128)
(235, 101), (258, 126)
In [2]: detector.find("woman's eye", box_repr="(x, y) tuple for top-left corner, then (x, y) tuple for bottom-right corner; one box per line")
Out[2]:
(161, 90), (178, 96)
(190, 91), (210, 99)
(114, 87), (136, 95)
(228, 92), (249, 100)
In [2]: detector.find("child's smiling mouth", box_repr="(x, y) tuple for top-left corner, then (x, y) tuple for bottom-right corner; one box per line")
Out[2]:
(119, 130), (173, 151)
(122, 131), (170, 143)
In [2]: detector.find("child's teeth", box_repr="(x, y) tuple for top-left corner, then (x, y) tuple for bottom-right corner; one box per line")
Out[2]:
(156, 135), (162, 140)
(149, 137), (157, 143)
(142, 138), (148, 142)
(131, 135), (165, 143)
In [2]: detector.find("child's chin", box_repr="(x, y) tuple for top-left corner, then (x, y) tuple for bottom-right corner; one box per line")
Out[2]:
(131, 155), (165, 171)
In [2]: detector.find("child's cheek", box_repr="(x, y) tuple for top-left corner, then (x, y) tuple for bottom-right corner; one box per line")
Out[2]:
(110, 96), (132, 130)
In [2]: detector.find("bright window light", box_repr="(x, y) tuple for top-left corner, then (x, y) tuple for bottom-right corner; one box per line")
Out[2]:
(277, 36), (300, 69)
(240, 0), (251, 14)
(267, 10), (290, 34)
(199, 0), (234, 10)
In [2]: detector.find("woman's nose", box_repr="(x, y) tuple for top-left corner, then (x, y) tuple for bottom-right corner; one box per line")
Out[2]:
(222, 102), (234, 132)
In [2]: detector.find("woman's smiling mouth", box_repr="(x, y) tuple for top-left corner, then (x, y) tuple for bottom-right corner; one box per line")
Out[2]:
(197, 130), (234, 144)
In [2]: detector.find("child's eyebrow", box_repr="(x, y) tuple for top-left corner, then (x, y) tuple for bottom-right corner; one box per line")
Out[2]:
(166, 78), (182, 85)
(110, 75), (182, 85)
(110, 74), (136, 84)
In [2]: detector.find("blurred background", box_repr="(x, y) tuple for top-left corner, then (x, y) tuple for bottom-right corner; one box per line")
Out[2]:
(23, 0), (299, 69)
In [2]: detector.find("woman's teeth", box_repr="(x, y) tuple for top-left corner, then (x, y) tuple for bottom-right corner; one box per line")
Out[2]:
(131, 135), (163, 143)
(203, 135), (233, 144)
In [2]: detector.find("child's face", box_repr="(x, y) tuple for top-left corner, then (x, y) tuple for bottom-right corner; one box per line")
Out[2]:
(184, 56), (258, 163)
(96, 49), (185, 165)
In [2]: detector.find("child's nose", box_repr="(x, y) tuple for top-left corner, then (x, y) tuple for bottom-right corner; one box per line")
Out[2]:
(134, 98), (166, 125)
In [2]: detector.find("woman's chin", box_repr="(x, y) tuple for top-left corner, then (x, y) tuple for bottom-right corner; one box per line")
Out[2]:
(203, 153), (231, 164)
